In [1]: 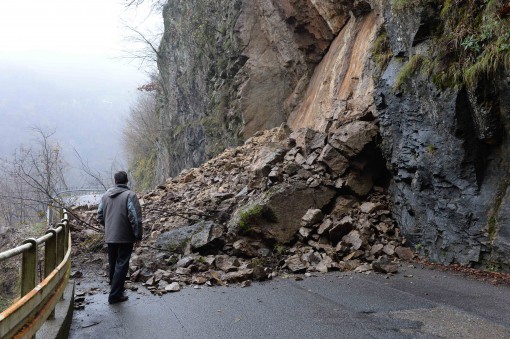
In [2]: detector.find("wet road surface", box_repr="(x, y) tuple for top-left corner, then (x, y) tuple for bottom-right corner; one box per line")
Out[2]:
(69, 264), (510, 338)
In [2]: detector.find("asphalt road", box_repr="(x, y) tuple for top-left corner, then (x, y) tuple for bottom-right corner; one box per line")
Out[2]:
(68, 264), (510, 339)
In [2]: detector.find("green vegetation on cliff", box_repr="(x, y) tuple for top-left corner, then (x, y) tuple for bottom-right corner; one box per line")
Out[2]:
(390, 0), (510, 91)
(371, 28), (393, 78)
(435, 0), (510, 89)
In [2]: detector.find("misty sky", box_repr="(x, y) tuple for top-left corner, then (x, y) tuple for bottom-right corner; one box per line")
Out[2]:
(0, 0), (157, 70)
(0, 0), (162, 184)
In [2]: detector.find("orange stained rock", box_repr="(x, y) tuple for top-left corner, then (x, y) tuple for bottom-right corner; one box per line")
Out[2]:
(288, 11), (378, 132)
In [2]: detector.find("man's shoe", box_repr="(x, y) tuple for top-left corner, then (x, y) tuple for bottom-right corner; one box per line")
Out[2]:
(108, 295), (129, 304)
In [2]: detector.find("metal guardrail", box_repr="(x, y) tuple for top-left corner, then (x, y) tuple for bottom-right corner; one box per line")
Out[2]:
(0, 210), (72, 338)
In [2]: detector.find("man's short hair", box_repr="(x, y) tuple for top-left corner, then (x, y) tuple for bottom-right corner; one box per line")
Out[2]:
(114, 171), (129, 185)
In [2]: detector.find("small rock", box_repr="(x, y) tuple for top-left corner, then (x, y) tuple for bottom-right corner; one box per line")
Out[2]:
(317, 218), (333, 235)
(222, 269), (253, 283)
(74, 296), (85, 303)
(359, 202), (378, 214)
(395, 246), (414, 260)
(240, 280), (252, 288)
(295, 153), (306, 165)
(285, 255), (307, 273)
(236, 186), (249, 197)
(175, 267), (191, 275)
(383, 244), (395, 256)
(301, 209), (324, 227)
(268, 169), (283, 183)
(302, 251), (321, 266)
(145, 277), (155, 286)
(158, 280), (169, 289)
(372, 259), (399, 274)
(192, 276), (208, 285)
(306, 152), (320, 165)
(165, 282), (180, 292)
(299, 227), (313, 238)
(342, 230), (364, 250)
(215, 255), (241, 272)
(354, 264), (372, 273)
(331, 196), (357, 217)
(70, 271), (83, 279)
(370, 244), (384, 255)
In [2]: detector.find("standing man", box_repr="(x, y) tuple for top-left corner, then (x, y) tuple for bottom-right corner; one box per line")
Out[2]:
(97, 171), (143, 304)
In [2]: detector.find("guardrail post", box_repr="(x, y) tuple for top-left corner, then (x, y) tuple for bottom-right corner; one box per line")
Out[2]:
(44, 230), (58, 320)
(62, 217), (69, 255)
(44, 230), (58, 278)
(57, 225), (65, 264)
(21, 238), (38, 297)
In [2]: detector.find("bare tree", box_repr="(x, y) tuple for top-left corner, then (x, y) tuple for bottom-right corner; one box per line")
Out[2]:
(0, 127), (107, 234)
(73, 148), (109, 191)
(0, 127), (67, 226)
(120, 23), (163, 74)
(10, 127), (68, 208)
(118, 0), (165, 73)
(124, 0), (165, 10)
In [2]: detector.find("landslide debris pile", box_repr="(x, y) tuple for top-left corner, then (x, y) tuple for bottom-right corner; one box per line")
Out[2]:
(77, 122), (414, 294)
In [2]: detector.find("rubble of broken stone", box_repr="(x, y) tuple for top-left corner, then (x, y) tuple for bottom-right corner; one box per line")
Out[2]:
(74, 122), (414, 295)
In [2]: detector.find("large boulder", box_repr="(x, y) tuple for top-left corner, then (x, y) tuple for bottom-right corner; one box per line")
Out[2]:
(289, 128), (326, 156)
(318, 144), (349, 175)
(228, 183), (336, 243)
(329, 121), (379, 158)
(190, 221), (224, 253)
(250, 145), (288, 177)
(156, 221), (224, 254)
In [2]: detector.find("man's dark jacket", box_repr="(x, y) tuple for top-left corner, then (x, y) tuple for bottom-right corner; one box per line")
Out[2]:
(97, 184), (142, 243)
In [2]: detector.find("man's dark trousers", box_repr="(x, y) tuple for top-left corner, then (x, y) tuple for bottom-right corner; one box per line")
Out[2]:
(108, 243), (133, 302)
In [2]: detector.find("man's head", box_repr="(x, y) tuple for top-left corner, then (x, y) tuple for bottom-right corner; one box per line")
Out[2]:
(114, 171), (129, 185)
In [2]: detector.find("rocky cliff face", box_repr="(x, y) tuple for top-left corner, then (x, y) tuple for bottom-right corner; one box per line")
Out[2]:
(375, 1), (510, 269)
(155, 0), (510, 270)
(156, 0), (357, 177)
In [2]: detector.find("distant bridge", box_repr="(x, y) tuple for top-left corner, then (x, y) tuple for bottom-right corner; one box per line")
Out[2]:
(56, 187), (107, 197)
(59, 188), (106, 208)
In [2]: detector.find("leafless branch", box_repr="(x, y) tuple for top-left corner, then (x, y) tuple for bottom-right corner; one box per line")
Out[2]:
(73, 148), (109, 190)
(124, 24), (162, 60)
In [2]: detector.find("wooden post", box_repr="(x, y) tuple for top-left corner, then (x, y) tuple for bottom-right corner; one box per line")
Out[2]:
(21, 238), (38, 297)
(62, 214), (69, 255)
(44, 230), (58, 320)
(56, 225), (65, 264)
(44, 230), (57, 277)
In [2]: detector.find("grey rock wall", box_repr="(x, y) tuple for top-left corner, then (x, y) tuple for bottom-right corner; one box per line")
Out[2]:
(376, 4), (510, 269)
(156, 0), (349, 177)
(156, 0), (244, 178)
